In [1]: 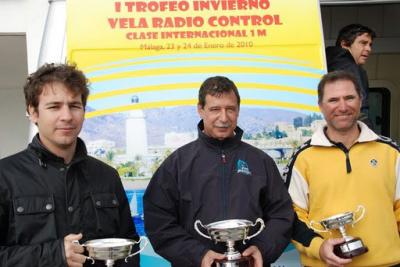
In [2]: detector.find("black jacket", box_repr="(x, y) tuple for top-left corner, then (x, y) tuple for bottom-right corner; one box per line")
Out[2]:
(0, 135), (139, 267)
(143, 121), (294, 267)
(325, 46), (370, 111)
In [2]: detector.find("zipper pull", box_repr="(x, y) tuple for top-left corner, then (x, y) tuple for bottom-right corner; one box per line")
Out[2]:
(221, 153), (226, 163)
(345, 152), (352, 173)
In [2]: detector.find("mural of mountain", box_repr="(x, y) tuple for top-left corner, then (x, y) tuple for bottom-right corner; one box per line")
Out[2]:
(81, 106), (308, 147)
(239, 108), (307, 133)
(81, 106), (127, 147)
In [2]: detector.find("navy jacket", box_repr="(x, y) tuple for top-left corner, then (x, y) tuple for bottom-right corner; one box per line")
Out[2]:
(144, 121), (294, 267)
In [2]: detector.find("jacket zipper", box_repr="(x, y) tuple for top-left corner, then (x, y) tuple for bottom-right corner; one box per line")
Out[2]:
(221, 150), (227, 218)
(334, 143), (352, 173)
(345, 151), (352, 173)
(323, 128), (354, 173)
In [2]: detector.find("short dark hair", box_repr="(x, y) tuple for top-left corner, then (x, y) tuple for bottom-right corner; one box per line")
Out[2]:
(318, 71), (362, 103)
(198, 76), (240, 108)
(335, 24), (376, 47)
(24, 63), (89, 113)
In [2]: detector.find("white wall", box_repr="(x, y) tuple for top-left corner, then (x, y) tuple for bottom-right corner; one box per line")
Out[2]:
(0, 0), (49, 71)
(0, 86), (30, 158)
(0, 0), (49, 158)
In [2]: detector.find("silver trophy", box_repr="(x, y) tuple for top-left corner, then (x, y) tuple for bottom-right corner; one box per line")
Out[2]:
(76, 236), (148, 267)
(194, 218), (265, 267)
(310, 205), (368, 258)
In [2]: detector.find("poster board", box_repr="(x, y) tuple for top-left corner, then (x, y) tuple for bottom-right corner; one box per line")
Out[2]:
(67, 0), (326, 264)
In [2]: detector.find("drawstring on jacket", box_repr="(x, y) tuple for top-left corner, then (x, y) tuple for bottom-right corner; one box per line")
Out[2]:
(38, 153), (47, 168)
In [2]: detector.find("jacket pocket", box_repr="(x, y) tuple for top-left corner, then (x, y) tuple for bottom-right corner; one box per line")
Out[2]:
(230, 173), (264, 219)
(13, 195), (57, 245)
(90, 193), (120, 237)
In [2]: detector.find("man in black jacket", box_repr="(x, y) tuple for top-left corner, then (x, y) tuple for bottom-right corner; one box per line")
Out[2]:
(325, 23), (376, 127)
(143, 76), (294, 267)
(0, 63), (140, 267)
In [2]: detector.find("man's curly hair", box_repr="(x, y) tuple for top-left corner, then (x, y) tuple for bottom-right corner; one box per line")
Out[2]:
(24, 63), (89, 113)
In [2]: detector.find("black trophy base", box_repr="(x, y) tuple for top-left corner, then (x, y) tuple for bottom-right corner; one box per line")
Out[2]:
(333, 237), (368, 259)
(213, 256), (254, 267)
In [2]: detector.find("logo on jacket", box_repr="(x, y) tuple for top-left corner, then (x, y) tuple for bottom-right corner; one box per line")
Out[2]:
(370, 159), (378, 167)
(237, 160), (251, 175)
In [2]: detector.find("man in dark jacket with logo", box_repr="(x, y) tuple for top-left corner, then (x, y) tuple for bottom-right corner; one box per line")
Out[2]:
(143, 76), (294, 267)
(325, 24), (376, 127)
(0, 63), (140, 267)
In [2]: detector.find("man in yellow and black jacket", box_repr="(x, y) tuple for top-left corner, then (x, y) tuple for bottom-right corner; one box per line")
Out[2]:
(284, 71), (400, 266)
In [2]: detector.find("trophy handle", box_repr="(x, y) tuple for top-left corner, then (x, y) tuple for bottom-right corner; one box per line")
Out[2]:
(194, 220), (212, 240)
(352, 205), (365, 226)
(125, 236), (149, 262)
(246, 218), (265, 241)
(72, 240), (95, 264)
(309, 220), (330, 233)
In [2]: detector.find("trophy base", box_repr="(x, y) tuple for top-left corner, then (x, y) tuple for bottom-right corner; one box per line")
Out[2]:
(213, 256), (253, 267)
(333, 237), (368, 259)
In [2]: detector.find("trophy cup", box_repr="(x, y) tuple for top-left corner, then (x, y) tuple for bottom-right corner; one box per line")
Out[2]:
(75, 236), (148, 267)
(309, 205), (368, 258)
(194, 218), (265, 267)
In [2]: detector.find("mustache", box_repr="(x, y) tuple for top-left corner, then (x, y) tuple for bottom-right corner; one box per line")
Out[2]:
(214, 123), (231, 128)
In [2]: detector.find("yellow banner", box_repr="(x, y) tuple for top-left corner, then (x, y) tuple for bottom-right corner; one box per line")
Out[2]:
(67, 2), (325, 263)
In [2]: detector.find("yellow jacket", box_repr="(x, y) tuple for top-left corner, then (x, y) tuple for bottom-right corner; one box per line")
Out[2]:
(284, 122), (400, 266)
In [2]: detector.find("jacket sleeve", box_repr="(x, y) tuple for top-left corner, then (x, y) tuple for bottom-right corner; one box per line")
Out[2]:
(291, 205), (324, 260)
(112, 169), (140, 267)
(395, 154), (400, 233)
(286, 162), (323, 260)
(248, 156), (295, 263)
(143, 159), (209, 267)
(0, 191), (66, 267)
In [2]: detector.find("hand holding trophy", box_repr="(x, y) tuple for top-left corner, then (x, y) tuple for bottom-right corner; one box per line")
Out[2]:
(194, 218), (265, 267)
(310, 205), (368, 258)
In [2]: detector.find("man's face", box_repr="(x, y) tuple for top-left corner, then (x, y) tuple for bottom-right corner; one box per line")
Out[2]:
(29, 82), (85, 155)
(198, 91), (239, 140)
(319, 79), (361, 134)
(341, 33), (373, 65)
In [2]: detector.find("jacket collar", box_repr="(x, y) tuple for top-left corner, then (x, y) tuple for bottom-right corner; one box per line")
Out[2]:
(28, 134), (88, 166)
(197, 120), (243, 149)
(310, 121), (379, 147)
(326, 46), (356, 65)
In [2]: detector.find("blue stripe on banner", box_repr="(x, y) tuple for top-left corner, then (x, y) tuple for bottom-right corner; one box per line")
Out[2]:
(89, 73), (319, 94)
(83, 52), (315, 74)
(88, 88), (316, 110)
(85, 58), (324, 79)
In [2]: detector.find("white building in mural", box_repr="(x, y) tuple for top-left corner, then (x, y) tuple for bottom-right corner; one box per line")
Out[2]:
(311, 119), (325, 132)
(86, 139), (116, 157)
(126, 95), (148, 159)
(164, 131), (197, 149)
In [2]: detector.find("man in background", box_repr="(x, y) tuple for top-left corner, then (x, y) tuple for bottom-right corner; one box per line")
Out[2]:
(326, 23), (376, 127)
